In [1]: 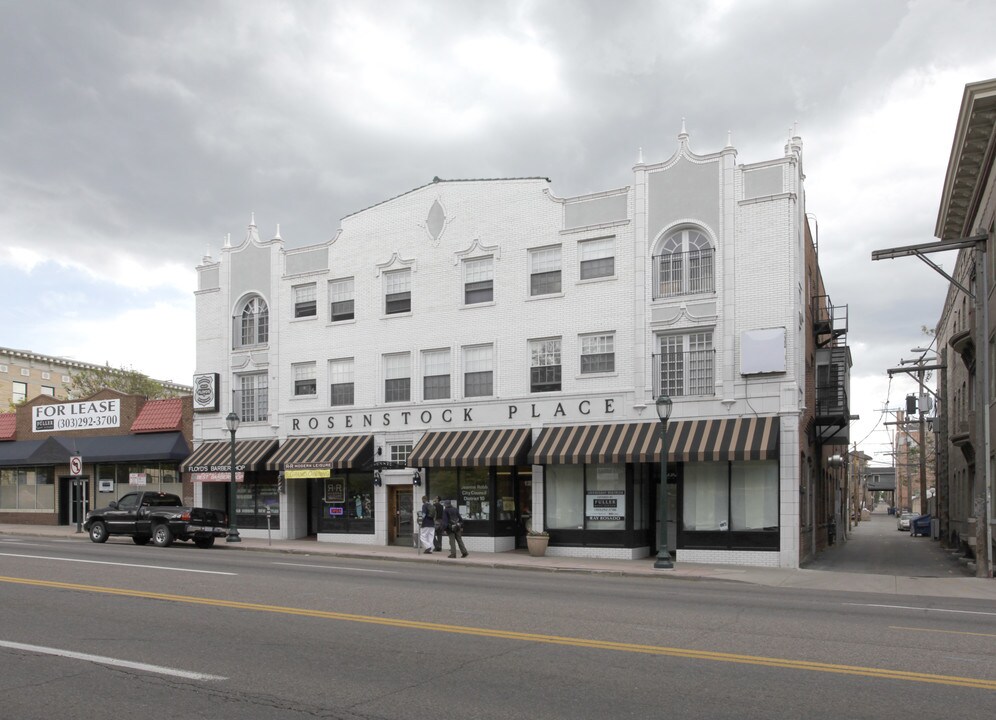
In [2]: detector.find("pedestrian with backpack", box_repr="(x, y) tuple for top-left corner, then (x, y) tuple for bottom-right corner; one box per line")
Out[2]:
(443, 499), (468, 558)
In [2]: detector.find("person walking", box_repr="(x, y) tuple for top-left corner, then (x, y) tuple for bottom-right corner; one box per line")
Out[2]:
(443, 499), (468, 558)
(419, 495), (436, 554)
(432, 495), (445, 552)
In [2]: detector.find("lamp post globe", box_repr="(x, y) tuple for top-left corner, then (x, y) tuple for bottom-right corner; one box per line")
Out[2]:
(654, 394), (674, 569)
(225, 411), (241, 543)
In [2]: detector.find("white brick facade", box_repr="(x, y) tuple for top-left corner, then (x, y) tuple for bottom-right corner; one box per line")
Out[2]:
(192, 129), (824, 569)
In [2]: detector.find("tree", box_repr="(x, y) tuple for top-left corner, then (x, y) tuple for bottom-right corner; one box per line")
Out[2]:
(67, 364), (184, 400)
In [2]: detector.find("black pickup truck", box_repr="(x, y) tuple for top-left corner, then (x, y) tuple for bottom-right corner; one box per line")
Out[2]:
(84, 491), (228, 548)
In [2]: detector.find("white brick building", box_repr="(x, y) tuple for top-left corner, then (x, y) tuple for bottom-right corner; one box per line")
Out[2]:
(185, 126), (850, 568)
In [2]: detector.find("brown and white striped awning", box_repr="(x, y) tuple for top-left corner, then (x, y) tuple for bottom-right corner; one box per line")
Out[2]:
(264, 434), (374, 471)
(528, 417), (779, 465)
(180, 438), (278, 473)
(407, 428), (532, 468)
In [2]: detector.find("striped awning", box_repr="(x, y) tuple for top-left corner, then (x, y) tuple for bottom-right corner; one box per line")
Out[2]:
(265, 434), (374, 471)
(180, 438), (278, 473)
(408, 428), (532, 468)
(528, 417), (779, 465)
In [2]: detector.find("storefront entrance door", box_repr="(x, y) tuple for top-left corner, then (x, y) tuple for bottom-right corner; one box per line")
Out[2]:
(389, 486), (414, 546)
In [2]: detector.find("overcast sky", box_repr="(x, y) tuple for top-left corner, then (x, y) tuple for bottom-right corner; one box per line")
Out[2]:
(2, 0), (995, 466)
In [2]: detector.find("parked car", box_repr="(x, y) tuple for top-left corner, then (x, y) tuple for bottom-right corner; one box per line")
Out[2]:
(910, 514), (932, 537)
(84, 491), (227, 548)
(897, 512), (916, 531)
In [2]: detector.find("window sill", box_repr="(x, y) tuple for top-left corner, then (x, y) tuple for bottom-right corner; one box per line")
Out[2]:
(328, 318), (356, 326)
(576, 275), (617, 286)
(290, 394), (318, 401)
(462, 301), (496, 309)
(526, 292), (564, 302)
(290, 315), (318, 323)
(382, 311), (412, 319)
(577, 371), (618, 380)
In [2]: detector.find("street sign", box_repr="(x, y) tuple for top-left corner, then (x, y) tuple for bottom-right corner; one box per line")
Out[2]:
(69, 455), (83, 476)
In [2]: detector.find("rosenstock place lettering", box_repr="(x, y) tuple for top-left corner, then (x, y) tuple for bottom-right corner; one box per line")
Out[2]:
(289, 398), (617, 433)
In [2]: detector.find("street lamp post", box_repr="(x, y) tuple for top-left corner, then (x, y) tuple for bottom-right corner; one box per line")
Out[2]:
(655, 394), (674, 569)
(225, 411), (241, 543)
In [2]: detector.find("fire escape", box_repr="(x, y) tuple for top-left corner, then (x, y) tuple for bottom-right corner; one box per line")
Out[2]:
(813, 294), (850, 445)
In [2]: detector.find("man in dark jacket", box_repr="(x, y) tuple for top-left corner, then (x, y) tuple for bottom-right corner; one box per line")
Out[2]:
(443, 500), (468, 558)
(419, 495), (436, 554)
(432, 496), (445, 551)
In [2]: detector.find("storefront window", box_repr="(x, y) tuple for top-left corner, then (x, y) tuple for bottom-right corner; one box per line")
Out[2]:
(236, 478), (280, 529)
(585, 464), (626, 530)
(318, 472), (374, 534)
(495, 468), (515, 521)
(430, 468), (458, 509)
(546, 464), (583, 529)
(682, 462), (729, 530)
(730, 461), (778, 530)
(0, 467), (54, 510)
(98, 463), (182, 502)
(461, 468), (489, 520)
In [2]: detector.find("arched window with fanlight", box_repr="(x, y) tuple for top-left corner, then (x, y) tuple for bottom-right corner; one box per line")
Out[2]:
(235, 296), (269, 348)
(653, 228), (715, 299)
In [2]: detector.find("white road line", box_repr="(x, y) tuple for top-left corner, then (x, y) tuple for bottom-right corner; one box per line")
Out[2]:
(0, 552), (236, 576)
(845, 602), (996, 617)
(0, 640), (227, 681)
(272, 561), (396, 574)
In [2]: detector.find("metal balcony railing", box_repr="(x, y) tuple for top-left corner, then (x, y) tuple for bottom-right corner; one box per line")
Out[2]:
(652, 249), (715, 299)
(652, 351), (716, 398)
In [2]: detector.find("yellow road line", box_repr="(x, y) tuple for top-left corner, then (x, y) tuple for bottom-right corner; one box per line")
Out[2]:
(3, 575), (995, 691)
(891, 625), (996, 639)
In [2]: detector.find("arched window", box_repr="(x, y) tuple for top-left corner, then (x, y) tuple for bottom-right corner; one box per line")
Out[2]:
(654, 228), (715, 298)
(237, 296), (269, 347)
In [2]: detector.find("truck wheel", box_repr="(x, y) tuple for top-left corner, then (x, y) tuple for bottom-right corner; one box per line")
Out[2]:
(152, 524), (174, 547)
(88, 521), (108, 544)
(133, 535), (151, 546)
(194, 537), (216, 549)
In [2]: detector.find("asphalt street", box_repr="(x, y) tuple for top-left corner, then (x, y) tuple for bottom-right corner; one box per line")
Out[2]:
(0, 525), (993, 719)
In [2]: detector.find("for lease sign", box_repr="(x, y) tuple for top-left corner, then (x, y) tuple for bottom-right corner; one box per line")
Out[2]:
(32, 399), (121, 433)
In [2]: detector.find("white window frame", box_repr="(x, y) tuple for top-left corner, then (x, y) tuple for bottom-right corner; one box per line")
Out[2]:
(530, 338), (562, 393)
(422, 349), (451, 401)
(389, 442), (414, 464)
(463, 256), (494, 305)
(385, 269), (412, 315)
(580, 333), (615, 374)
(329, 277), (355, 322)
(529, 246), (562, 297)
(384, 352), (411, 403)
(12, 381), (27, 404)
(463, 344), (494, 398)
(293, 362), (317, 397)
(238, 296), (269, 347)
(237, 372), (268, 423)
(329, 358), (355, 406)
(578, 237), (615, 281)
(658, 330), (714, 397)
(293, 283), (317, 319)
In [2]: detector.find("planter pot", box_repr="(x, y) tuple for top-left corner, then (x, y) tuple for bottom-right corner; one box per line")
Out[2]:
(526, 534), (549, 557)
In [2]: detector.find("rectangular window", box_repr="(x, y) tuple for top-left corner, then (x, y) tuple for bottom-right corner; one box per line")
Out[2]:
(384, 353), (411, 403)
(329, 278), (355, 322)
(41, 385), (55, 396)
(530, 338), (561, 393)
(463, 345), (493, 398)
(385, 269), (411, 315)
(464, 257), (494, 304)
(730, 461), (779, 530)
(390, 442), (413, 464)
(529, 246), (562, 296)
(293, 363), (317, 396)
(237, 373), (268, 423)
(0, 467), (55, 510)
(658, 331), (714, 397)
(682, 462), (729, 531)
(579, 237), (615, 280)
(422, 349), (451, 400)
(580, 333), (615, 374)
(293, 283), (317, 318)
(329, 358), (354, 406)
(12, 381), (27, 404)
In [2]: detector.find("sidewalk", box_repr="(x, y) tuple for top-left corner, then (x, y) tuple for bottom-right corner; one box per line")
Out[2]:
(2, 523), (995, 600)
